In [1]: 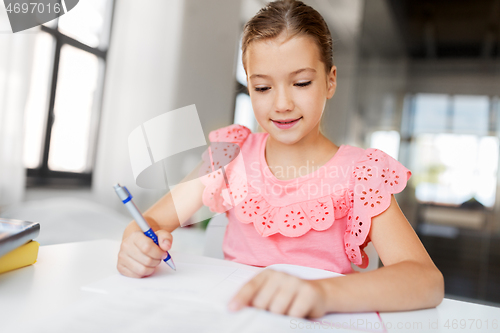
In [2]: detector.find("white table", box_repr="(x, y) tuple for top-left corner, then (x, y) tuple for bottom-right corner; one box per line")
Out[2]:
(1, 240), (499, 333)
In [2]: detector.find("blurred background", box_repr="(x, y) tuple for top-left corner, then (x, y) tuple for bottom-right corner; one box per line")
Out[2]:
(1, 0), (499, 307)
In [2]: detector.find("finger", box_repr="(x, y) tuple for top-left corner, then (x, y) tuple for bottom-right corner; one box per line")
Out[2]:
(287, 284), (317, 318)
(123, 237), (162, 267)
(132, 233), (166, 261)
(307, 305), (326, 319)
(119, 253), (156, 278)
(267, 275), (302, 315)
(156, 230), (173, 252)
(128, 242), (162, 268)
(228, 270), (271, 311)
(251, 270), (286, 310)
(117, 262), (141, 278)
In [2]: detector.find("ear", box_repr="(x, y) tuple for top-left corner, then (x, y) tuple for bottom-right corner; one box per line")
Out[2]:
(326, 65), (337, 99)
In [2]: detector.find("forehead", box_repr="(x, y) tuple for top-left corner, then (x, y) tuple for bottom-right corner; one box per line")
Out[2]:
(246, 34), (322, 77)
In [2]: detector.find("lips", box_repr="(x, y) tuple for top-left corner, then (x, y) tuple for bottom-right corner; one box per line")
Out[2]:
(271, 117), (302, 129)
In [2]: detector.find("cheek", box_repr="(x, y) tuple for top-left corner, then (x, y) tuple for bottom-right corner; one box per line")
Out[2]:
(295, 88), (326, 117)
(250, 94), (270, 119)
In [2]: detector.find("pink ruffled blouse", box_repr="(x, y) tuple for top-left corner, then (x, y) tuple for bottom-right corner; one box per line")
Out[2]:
(199, 124), (411, 274)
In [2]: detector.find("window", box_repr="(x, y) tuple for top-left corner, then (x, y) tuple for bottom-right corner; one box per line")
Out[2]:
(23, 0), (114, 187)
(369, 130), (400, 160)
(234, 93), (258, 132)
(406, 94), (499, 207)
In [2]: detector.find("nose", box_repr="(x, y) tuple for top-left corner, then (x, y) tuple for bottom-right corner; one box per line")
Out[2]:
(274, 86), (294, 112)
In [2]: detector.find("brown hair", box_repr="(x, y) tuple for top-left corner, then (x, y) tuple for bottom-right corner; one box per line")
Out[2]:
(241, 0), (334, 75)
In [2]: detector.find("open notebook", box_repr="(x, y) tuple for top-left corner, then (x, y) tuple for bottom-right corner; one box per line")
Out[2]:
(19, 262), (386, 333)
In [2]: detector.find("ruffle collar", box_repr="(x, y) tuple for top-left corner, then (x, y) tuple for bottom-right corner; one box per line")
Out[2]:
(233, 186), (352, 238)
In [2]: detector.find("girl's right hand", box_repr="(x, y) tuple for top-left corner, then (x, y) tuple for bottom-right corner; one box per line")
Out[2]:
(117, 229), (173, 278)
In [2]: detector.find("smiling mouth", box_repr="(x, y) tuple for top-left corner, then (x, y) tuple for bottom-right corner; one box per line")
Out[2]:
(272, 117), (303, 124)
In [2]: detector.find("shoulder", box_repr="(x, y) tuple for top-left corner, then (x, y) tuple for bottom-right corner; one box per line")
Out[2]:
(342, 145), (409, 171)
(208, 124), (252, 145)
(328, 144), (367, 170)
(340, 145), (412, 196)
(348, 146), (412, 198)
(338, 144), (366, 161)
(357, 147), (411, 180)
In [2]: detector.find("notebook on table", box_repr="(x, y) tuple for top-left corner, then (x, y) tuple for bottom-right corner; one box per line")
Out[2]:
(79, 262), (385, 332)
(0, 217), (40, 257)
(0, 218), (40, 273)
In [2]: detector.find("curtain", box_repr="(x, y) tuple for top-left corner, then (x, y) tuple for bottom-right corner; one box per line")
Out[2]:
(0, 11), (36, 210)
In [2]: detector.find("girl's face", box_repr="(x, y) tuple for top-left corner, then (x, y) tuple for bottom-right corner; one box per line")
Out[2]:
(245, 33), (336, 145)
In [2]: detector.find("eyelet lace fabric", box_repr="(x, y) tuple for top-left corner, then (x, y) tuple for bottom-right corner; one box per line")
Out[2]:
(200, 124), (411, 267)
(344, 149), (411, 266)
(199, 124), (251, 213)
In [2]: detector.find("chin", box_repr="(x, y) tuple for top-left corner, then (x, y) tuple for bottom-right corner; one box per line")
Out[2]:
(261, 120), (310, 145)
(270, 131), (304, 145)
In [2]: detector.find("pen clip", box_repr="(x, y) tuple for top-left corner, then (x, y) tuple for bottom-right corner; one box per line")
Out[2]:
(120, 186), (133, 204)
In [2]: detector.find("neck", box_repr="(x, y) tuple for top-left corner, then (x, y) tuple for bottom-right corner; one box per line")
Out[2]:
(264, 124), (338, 181)
(266, 126), (325, 161)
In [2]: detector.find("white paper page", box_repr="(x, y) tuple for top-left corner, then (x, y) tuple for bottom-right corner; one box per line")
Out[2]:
(309, 312), (386, 332)
(240, 309), (386, 333)
(199, 268), (258, 307)
(80, 262), (385, 332)
(13, 291), (264, 333)
(14, 290), (379, 333)
(82, 262), (245, 302)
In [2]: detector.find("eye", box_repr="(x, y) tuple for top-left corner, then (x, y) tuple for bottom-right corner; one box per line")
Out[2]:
(295, 81), (312, 87)
(255, 86), (270, 92)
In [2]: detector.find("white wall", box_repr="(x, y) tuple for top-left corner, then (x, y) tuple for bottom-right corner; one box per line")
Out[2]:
(174, 0), (243, 134)
(93, 0), (242, 213)
(0, 26), (36, 209)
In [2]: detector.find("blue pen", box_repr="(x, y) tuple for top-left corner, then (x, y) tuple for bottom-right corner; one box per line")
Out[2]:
(114, 183), (176, 271)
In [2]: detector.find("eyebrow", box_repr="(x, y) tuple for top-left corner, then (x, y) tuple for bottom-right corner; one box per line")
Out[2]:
(249, 67), (316, 80)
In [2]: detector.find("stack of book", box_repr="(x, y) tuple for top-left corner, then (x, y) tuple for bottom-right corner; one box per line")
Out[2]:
(0, 218), (40, 274)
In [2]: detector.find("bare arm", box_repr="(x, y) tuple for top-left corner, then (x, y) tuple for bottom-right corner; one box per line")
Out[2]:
(122, 160), (206, 239)
(118, 160), (206, 278)
(229, 195), (444, 317)
(319, 195), (444, 312)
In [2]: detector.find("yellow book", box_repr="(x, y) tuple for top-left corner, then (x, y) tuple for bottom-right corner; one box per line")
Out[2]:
(0, 240), (39, 274)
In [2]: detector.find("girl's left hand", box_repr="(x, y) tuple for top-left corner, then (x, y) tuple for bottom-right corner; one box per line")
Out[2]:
(228, 269), (329, 318)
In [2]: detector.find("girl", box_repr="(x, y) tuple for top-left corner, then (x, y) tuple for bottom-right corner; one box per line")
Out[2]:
(117, 0), (444, 319)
